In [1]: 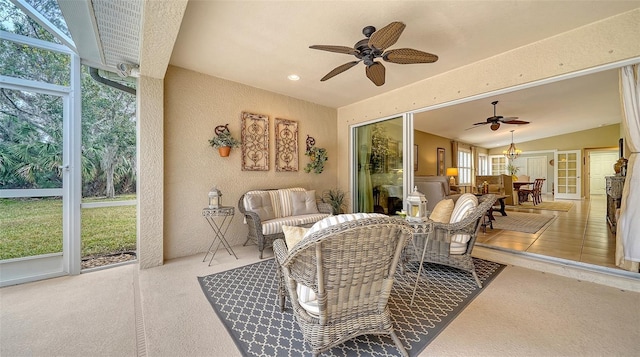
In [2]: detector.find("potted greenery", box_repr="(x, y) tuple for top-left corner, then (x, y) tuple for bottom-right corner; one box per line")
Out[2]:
(209, 130), (240, 157)
(322, 188), (347, 214)
(304, 146), (328, 174)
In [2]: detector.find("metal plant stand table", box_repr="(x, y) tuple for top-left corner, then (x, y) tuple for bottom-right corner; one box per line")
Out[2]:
(406, 219), (434, 305)
(202, 206), (237, 265)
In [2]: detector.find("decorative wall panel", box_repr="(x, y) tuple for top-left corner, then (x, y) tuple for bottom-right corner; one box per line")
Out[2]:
(241, 112), (269, 171)
(275, 118), (298, 172)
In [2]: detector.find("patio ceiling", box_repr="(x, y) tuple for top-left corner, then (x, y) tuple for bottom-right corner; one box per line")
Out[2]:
(56, 0), (640, 147)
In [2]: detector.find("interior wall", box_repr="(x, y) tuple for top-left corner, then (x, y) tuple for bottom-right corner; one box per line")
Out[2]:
(335, 9), (640, 193)
(414, 130), (452, 176)
(163, 66), (337, 260)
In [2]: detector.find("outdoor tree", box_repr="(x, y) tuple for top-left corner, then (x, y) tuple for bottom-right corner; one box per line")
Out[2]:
(1, 0), (136, 198)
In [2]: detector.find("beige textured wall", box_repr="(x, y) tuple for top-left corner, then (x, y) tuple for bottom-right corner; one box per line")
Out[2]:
(163, 66), (337, 260)
(414, 130), (452, 176)
(137, 76), (164, 268)
(336, 9), (640, 191)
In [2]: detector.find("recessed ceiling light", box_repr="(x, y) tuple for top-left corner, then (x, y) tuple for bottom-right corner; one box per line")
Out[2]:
(287, 74), (300, 81)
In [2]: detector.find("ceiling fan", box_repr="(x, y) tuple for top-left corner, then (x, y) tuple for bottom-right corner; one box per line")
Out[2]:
(309, 21), (438, 86)
(468, 101), (530, 131)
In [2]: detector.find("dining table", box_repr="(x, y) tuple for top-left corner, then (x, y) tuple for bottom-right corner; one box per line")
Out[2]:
(513, 181), (534, 204)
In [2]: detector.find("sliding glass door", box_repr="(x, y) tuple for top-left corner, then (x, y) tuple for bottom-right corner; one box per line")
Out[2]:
(353, 117), (404, 214)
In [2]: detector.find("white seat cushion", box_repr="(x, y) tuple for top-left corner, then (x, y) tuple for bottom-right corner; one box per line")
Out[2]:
(297, 283), (319, 316)
(261, 213), (331, 235)
(448, 193), (478, 254)
(304, 212), (386, 238)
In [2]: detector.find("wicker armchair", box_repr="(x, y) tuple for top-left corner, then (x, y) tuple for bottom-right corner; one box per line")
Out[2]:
(407, 194), (497, 288)
(274, 216), (413, 357)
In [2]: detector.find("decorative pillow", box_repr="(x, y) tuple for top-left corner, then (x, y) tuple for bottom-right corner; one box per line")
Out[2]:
(449, 193), (478, 224)
(429, 199), (454, 223)
(449, 193), (478, 253)
(305, 212), (386, 238)
(282, 225), (309, 251)
(278, 187), (306, 217)
(290, 190), (319, 216)
(244, 192), (275, 221)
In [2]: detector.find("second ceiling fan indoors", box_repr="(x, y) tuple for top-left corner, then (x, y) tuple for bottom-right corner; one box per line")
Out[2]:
(309, 21), (438, 86)
(470, 101), (530, 131)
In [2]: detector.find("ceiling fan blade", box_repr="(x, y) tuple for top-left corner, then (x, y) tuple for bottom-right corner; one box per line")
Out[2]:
(366, 62), (385, 86)
(472, 121), (489, 126)
(320, 61), (360, 81)
(368, 21), (405, 51)
(382, 48), (438, 64)
(309, 45), (359, 55)
(503, 119), (530, 125)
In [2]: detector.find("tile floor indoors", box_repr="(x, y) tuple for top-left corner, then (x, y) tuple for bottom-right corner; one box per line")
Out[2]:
(477, 193), (618, 269)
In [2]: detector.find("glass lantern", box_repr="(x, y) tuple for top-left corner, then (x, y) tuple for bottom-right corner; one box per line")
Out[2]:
(208, 186), (222, 208)
(406, 186), (428, 222)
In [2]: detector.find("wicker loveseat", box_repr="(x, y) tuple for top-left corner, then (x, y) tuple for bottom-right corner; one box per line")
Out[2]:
(238, 188), (332, 258)
(274, 214), (412, 356)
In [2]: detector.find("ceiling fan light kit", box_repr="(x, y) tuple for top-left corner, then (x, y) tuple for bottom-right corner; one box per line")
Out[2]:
(310, 21), (438, 86)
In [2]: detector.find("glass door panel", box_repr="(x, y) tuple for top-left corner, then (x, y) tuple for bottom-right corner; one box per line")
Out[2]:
(555, 150), (581, 199)
(353, 117), (404, 214)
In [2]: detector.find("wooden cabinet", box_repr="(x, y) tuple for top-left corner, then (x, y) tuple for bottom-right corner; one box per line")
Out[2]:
(605, 176), (625, 233)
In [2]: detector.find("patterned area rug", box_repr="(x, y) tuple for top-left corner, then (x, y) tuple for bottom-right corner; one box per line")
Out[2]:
(511, 200), (574, 212)
(198, 258), (505, 357)
(491, 211), (555, 234)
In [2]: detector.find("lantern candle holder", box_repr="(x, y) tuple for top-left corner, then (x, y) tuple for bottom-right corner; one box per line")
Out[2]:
(406, 186), (428, 222)
(208, 186), (222, 208)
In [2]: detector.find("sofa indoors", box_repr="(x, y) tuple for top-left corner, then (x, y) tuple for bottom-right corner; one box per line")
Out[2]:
(414, 176), (462, 211)
(476, 174), (515, 205)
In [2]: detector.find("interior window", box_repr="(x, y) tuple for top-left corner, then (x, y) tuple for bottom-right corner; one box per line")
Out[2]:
(457, 149), (472, 185)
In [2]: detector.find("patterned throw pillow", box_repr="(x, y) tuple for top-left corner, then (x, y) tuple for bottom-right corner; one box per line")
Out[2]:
(290, 190), (319, 215)
(429, 199), (454, 223)
(282, 225), (309, 251)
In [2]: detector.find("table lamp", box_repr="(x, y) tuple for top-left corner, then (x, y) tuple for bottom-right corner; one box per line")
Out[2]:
(446, 167), (458, 186)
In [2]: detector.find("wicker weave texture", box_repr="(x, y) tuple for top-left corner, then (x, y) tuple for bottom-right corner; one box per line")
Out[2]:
(406, 194), (497, 288)
(238, 190), (332, 258)
(275, 216), (412, 356)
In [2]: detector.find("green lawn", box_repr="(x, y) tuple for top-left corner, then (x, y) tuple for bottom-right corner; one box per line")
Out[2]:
(0, 196), (136, 260)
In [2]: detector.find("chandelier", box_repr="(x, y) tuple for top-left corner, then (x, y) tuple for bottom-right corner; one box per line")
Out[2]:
(503, 130), (522, 160)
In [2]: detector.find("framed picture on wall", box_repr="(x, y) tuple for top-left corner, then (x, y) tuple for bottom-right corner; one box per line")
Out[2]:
(437, 147), (445, 175)
(414, 145), (418, 171)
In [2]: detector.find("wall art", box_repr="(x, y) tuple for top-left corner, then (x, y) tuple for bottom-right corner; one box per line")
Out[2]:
(437, 147), (445, 176)
(275, 118), (298, 172)
(241, 112), (269, 171)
